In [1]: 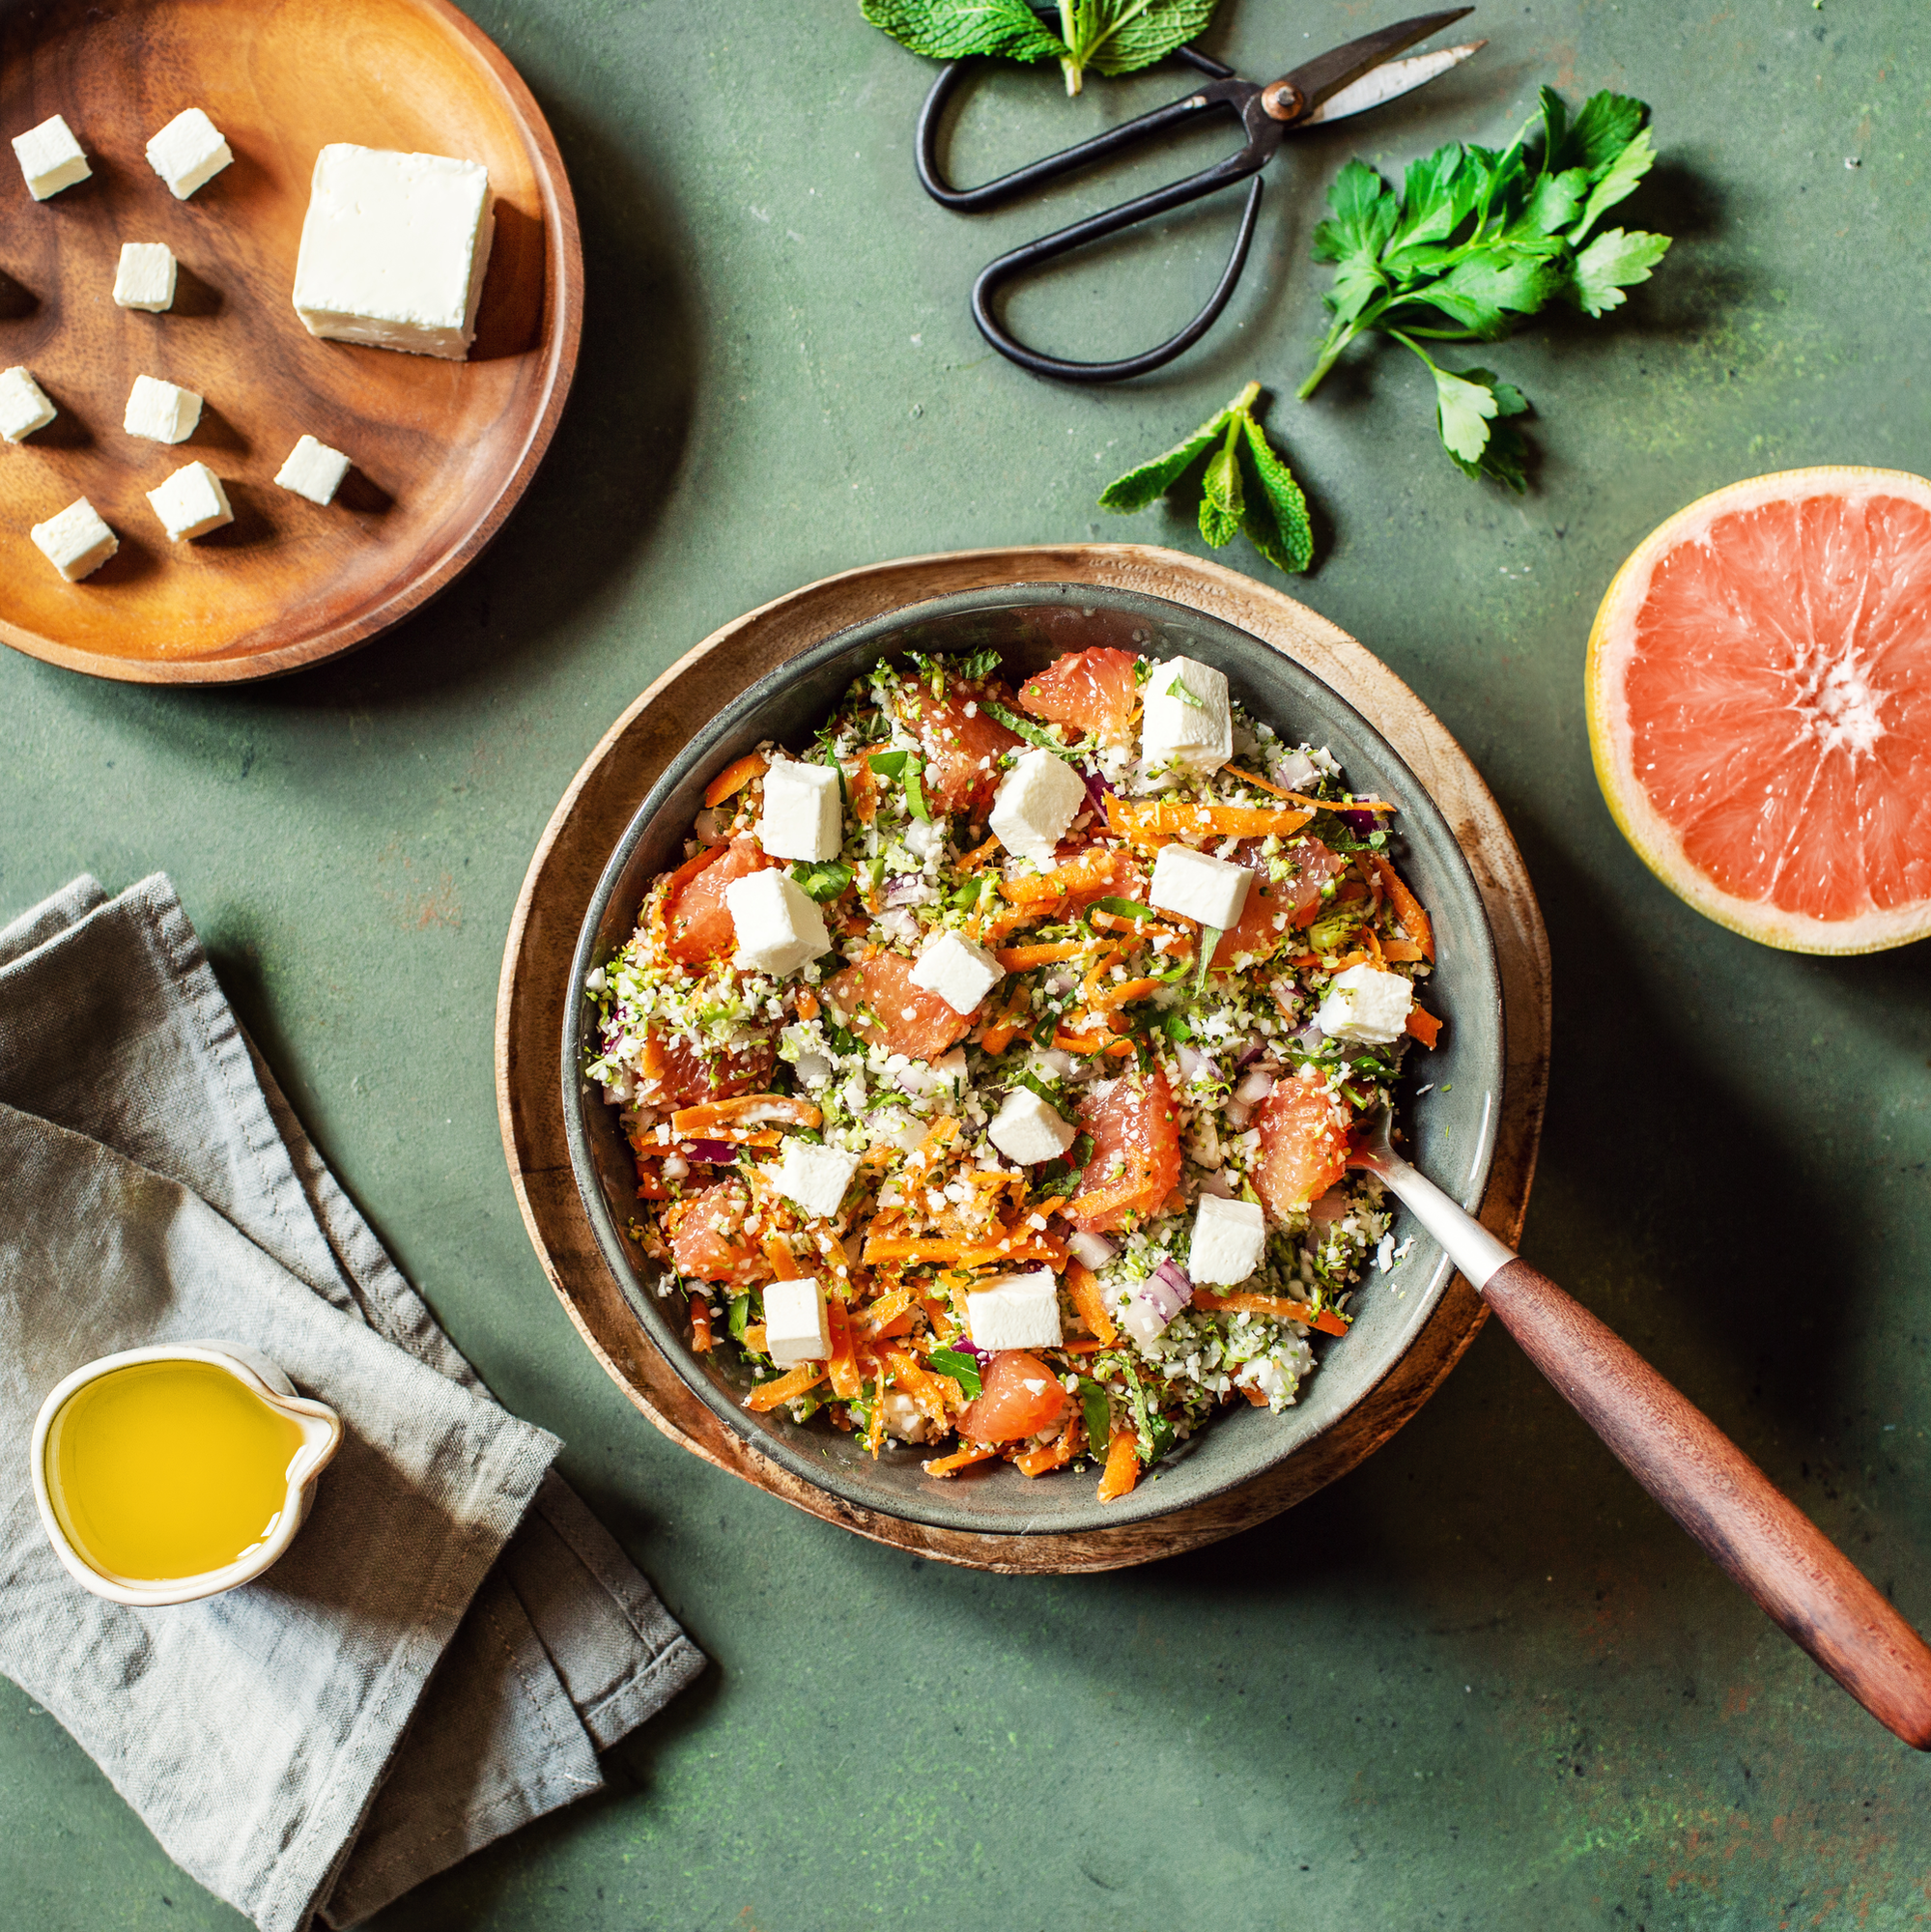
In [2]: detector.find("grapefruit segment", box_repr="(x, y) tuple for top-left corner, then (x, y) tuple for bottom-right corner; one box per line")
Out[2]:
(1587, 468), (1931, 953)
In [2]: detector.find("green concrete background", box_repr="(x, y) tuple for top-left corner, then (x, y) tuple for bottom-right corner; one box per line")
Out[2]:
(3, 0), (1928, 1924)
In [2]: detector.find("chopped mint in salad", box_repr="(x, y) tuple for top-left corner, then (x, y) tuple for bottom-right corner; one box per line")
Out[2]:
(584, 639), (1444, 1499)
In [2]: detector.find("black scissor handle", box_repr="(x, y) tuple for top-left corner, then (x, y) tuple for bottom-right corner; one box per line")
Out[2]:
(969, 171), (1265, 382)
(914, 43), (1237, 210)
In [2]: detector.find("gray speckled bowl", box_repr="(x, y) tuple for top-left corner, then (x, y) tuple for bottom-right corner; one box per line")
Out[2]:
(562, 585), (1502, 1535)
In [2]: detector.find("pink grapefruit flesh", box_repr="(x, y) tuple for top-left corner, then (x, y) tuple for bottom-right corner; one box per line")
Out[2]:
(1587, 467), (1931, 953)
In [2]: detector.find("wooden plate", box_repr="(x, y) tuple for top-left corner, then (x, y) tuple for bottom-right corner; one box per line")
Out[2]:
(0, 0), (581, 683)
(497, 546), (1552, 1574)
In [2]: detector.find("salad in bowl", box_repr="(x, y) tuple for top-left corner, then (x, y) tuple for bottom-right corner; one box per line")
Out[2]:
(582, 634), (1446, 1504)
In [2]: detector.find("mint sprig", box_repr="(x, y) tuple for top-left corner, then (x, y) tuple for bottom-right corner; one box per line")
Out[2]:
(861, 0), (1219, 97)
(1099, 382), (1313, 574)
(1299, 87), (1672, 489)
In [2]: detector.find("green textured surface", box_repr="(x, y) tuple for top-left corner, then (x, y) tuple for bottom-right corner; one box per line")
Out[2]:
(3, 1), (1929, 1926)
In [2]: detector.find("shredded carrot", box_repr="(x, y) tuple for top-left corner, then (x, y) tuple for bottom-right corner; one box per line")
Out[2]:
(1054, 1021), (1118, 1056)
(1286, 791), (1394, 814)
(633, 1156), (667, 1201)
(978, 998), (1031, 1057)
(843, 755), (878, 825)
(1001, 847), (1117, 904)
(880, 1344), (953, 1425)
(665, 1126), (781, 1150)
(762, 1236), (802, 1280)
(1405, 1006), (1442, 1048)
(1369, 855), (1435, 959)
(795, 988), (820, 1021)
(671, 1094), (822, 1134)
(741, 1323), (767, 1352)
(639, 1034), (667, 1081)
(1223, 765), (1298, 801)
(743, 1363), (825, 1411)
(1060, 1337), (1102, 1354)
(1096, 1427), (1140, 1503)
(995, 941), (1091, 970)
(1065, 1261), (1118, 1346)
(1381, 938), (1427, 962)
(1238, 1380), (1269, 1406)
(978, 901), (1048, 943)
(825, 1296), (862, 1400)
(853, 1280), (919, 1336)
(863, 1236), (960, 1264)
(1106, 797), (1313, 843)
(1016, 1412), (1085, 1478)
(702, 752), (768, 809)
(959, 1230), (1065, 1270)
(959, 833), (1002, 871)
(1093, 975), (1160, 1013)
(905, 1116), (960, 1172)
(1063, 1177), (1147, 1223)
(689, 1297), (715, 1351)
(923, 1444), (997, 1477)
(1193, 1290), (1350, 1334)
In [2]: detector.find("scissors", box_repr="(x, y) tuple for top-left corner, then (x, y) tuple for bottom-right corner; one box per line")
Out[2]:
(914, 8), (1484, 382)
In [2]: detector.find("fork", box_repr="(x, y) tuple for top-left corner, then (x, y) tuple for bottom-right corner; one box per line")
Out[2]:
(1351, 1108), (1931, 1748)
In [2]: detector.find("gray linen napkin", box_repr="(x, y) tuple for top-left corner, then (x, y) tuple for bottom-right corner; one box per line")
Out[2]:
(0, 874), (704, 1930)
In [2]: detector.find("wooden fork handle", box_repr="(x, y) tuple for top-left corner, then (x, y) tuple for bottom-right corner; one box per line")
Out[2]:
(1482, 1258), (1931, 1749)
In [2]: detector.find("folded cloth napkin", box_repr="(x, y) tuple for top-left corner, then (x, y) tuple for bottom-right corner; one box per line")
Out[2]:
(0, 875), (703, 1931)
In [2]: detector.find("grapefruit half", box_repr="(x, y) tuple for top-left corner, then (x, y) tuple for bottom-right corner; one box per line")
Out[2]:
(1587, 467), (1931, 953)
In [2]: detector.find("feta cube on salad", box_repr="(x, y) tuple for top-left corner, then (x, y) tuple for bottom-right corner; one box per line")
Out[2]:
(966, 1269), (1064, 1351)
(1315, 963), (1414, 1045)
(761, 1279), (832, 1366)
(725, 870), (830, 978)
(1142, 656), (1232, 772)
(909, 930), (1003, 1015)
(757, 757), (843, 864)
(771, 1139), (859, 1221)
(989, 747), (1086, 867)
(1188, 1194), (1267, 1286)
(987, 1086), (1076, 1167)
(1149, 843), (1253, 932)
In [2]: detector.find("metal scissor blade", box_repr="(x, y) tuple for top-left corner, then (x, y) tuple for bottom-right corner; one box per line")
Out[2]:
(1301, 40), (1486, 127)
(1272, 8), (1476, 119)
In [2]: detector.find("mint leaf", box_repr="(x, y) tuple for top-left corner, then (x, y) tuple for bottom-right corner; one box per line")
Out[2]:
(790, 860), (854, 902)
(860, 0), (1066, 62)
(1097, 408), (1231, 512)
(1078, 1376), (1112, 1455)
(1077, 0), (1218, 80)
(1194, 926), (1221, 992)
(956, 645), (1003, 682)
(1238, 412), (1314, 574)
(1198, 420), (1243, 548)
(983, 698), (1078, 756)
(1167, 676), (1207, 708)
(1565, 226), (1672, 316)
(927, 1346), (982, 1398)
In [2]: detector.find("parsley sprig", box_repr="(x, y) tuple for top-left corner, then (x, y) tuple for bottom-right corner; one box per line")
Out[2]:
(1299, 88), (1672, 488)
(861, 0), (1218, 97)
(1099, 382), (1313, 574)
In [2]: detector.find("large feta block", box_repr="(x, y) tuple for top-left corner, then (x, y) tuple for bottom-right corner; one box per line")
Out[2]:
(0, 366), (56, 443)
(13, 115), (90, 200)
(966, 1269), (1064, 1352)
(1189, 1194), (1267, 1286)
(1149, 843), (1253, 931)
(125, 374), (202, 444)
(145, 108), (233, 200)
(989, 747), (1086, 866)
(1315, 963), (1414, 1045)
(292, 145), (495, 360)
(31, 498), (118, 582)
(113, 242), (177, 312)
(988, 1086), (1076, 1167)
(725, 869), (830, 978)
(909, 930), (1003, 1015)
(1142, 656), (1233, 772)
(757, 757), (843, 863)
(274, 434), (353, 507)
(771, 1138), (859, 1221)
(146, 462), (233, 541)
(761, 1279), (832, 1366)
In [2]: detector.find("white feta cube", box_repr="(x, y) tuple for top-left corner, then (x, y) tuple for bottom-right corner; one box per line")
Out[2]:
(1149, 843), (1253, 931)
(146, 462), (233, 542)
(757, 757), (843, 863)
(274, 434), (352, 506)
(0, 366), (56, 443)
(30, 498), (117, 582)
(113, 242), (177, 313)
(1315, 963), (1415, 1045)
(771, 1138), (859, 1221)
(987, 1087), (1076, 1167)
(13, 116), (90, 200)
(966, 1269), (1064, 1352)
(144, 108), (233, 200)
(1189, 1194), (1267, 1286)
(908, 929), (1003, 1015)
(988, 747), (1087, 866)
(761, 1279), (832, 1366)
(725, 869), (830, 978)
(124, 374), (202, 445)
(293, 145), (495, 360)
(1142, 656), (1233, 772)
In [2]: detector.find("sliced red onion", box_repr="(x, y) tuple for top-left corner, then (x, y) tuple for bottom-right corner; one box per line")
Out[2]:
(1296, 1022), (1326, 1052)
(1121, 1297), (1169, 1349)
(681, 1138), (739, 1164)
(1151, 1256), (1194, 1305)
(884, 873), (927, 905)
(1222, 1099), (1254, 1131)
(1234, 1068), (1276, 1105)
(1342, 808), (1378, 837)
(948, 1335), (989, 1363)
(1234, 1035), (1268, 1069)
(1123, 1257), (1193, 1346)
(1068, 1230), (1118, 1270)
(1081, 767), (1116, 816)
(1197, 1168), (1236, 1199)
(1177, 1042), (1213, 1084)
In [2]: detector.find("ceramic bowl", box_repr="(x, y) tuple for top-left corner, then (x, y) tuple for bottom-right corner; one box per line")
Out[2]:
(31, 1341), (342, 1607)
(562, 584), (1504, 1534)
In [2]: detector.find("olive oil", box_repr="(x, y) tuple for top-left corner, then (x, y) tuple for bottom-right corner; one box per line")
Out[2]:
(44, 1359), (307, 1582)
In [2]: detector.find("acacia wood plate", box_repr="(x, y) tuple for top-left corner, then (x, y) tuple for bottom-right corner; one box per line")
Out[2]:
(0, 0), (581, 683)
(497, 544), (1554, 1575)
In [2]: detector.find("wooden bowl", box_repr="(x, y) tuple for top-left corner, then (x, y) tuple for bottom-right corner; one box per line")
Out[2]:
(561, 581), (1509, 1538)
(0, 0), (581, 683)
